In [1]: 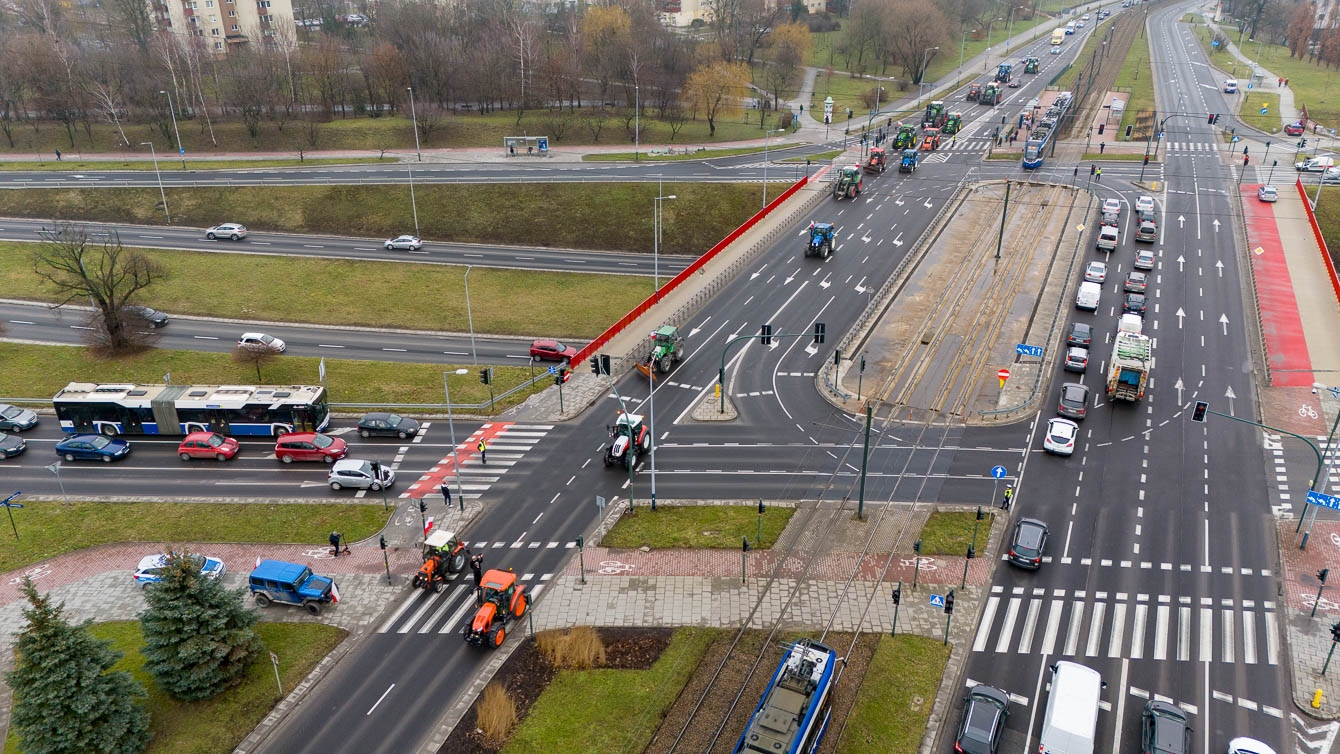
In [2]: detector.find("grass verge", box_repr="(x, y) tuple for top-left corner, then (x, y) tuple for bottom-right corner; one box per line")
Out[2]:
(1053, 17), (1120, 92)
(0, 183), (758, 256)
(917, 510), (995, 556)
(0, 157), (394, 171)
(0, 501), (387, 574)
(0, 343), (548, 409)
(3, 621), (346, 754)
(834, 634), (951, 754)
(600, 505), (795, 550)
(986, 151), (1023, 160)
(0, 244), (650, 340)
(1199, 23), (1339, 126)
(1240, 92), (1283, 132)
(1312, 185), (1340, 258)
(1112, 20), (1155, 135)
(503, 628), (715, 753)
(580, 143), (801, 162)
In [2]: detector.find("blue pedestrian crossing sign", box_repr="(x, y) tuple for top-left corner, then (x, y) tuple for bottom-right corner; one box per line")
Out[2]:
(929, 593), (946, 608)
(546, 366), (557, 375)
(1307, 490), (1340, 510)
(991, 465), (1008, 479)
(1015, 343), (1044, 358)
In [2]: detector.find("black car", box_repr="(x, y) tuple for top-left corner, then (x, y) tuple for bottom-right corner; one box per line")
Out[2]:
(125, 305), (169, 327)
(1142, 700), (1192, 754)
(357, 412), (422, 439)
(0, 404), (39, 431)
(1057, 382), (1089, 419)
(1066, 322), (1093, 348)
(1124, 271), (1148, 293)
(0, 432), (26, 459)
(1008, 518), (1049, 569)
(955, 684), (1010, 754)
(1123, 293), (1147, 315)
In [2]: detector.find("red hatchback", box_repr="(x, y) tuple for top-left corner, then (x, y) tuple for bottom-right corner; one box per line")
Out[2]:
(177, 431), (240, 461)
(529, 339), (577, 363)
(274, 432), (347, 464)
(1284, 121), (1307, 136)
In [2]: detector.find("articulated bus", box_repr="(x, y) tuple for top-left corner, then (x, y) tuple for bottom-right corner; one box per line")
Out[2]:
(53, 382), (331, 437)
(1051, 28), (1065, 45)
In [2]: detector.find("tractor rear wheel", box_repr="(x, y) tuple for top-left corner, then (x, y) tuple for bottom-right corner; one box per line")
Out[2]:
(490, 627), (505, 648)
(514, 595), (528, 618)
(449, 552), (466, 573)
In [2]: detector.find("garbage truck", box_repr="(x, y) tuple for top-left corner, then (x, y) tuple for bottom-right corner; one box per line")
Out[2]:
(1105, 332), (1152, 401)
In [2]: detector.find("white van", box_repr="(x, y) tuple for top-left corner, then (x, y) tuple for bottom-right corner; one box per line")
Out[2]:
(1223, 79), (1238, 93)
(1040, 661), (1104, 754)
(1076, 281), (1101, 311)
(1118, 313), (1143, 335)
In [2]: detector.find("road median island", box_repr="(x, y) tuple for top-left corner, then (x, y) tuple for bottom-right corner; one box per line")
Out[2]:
(600, 502), (797, 550)
(823, 180), (1092, 424)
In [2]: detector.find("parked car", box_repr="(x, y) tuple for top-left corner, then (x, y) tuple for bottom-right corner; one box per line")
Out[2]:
(125, 305), (169, 327)
(1124, 292), (1147, 315)
(1124, 271), (1148, 293)
(955, 684), (1010, 754)
(249, 559), (340, 615)
(0, 432), (26, 459)
(1227, 738), (1277, 754)
(1084, 261), (1107, 283)
(133, 553), (226, 588)
(1064, 347), (1089, 373)
(1134, 249), (1157, 271)
(384, 235), (423, 251)
(1058, 382), (1089, 418)
(1141, 700), (1192, 754)
(328, 459), (396, 491)
(1101, 198), (1122, 215)
(238, 332), (286, 353)
(1257, 185), (1279, 202)
(529, 339), (578, 363)
(177, 431), (239, 461)
(1284, 121), (1307, 136)
(274, 432), (347, 464)
(1009, 518), (1049, 568)
(0, 404), (39, 431)
(357, 412), (422, 439)
(205, 223), (247, 241)
(55, 433), (131, 462)
(1043, 418), (1078, 456)
(1067, 322), (1093, 348)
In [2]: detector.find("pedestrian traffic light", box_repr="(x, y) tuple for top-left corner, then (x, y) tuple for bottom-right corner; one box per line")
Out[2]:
(976, 506), (985, 521)
(944, 589), (955, 615)
(1191, 401), (1208, 422)
(914, 539), (922, 554)
(760, 323), (773, 345)
(576, 535), (584, 549)
(967, 544), (975, 560)
(1321, 568), (1331, 585)
(892, 586), (901, 605)
(380, 534), (387, 550)
(1097, 123), (1104, 134)
(419, 499), (427, 514)
(813, 322), (826, 344)
(1332, 622), (1340, 642)
(1125, 124), (1134, 138)
(555, 367), (570, 386)
(479, 367), (492, 385)
(742, 536), (751, 553)
(758, 500), (766, 514)
(1208, 113), (1216, 124)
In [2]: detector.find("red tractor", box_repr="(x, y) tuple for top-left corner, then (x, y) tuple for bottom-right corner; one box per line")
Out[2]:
(462, 569), (529, 649)
(411, 529), (467, 593)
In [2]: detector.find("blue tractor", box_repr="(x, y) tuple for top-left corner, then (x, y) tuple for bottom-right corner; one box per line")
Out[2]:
(807, 221), (835, 259)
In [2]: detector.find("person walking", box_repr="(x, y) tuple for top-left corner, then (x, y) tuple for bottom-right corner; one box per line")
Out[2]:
(329, 531), (342, 557)
(477, 438), (487, 464)
(1099, 142), (1106, 154)
(440, 482), (452, 507)
(1095, 167), (1102, 181)
(1000, 487), (1013, 511)
(55, 148), (61, 162)
(1090, 164), (1096, 176)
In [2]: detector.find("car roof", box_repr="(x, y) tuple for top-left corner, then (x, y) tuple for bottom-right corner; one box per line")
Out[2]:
(251, 559), (310, 580)
(1071, 322), (1092, 331)
(362, 412), (391, 421)
(1062, 382), (1088, 396)
(239, 332), (268, 339)
(1049, 417), (1077, 431)
(280, 431), (321, 441)
(183, 431), (221, 440)
(137, 554), (168, 570)
(969, 684), (1010, 705)
(331, 458), (370, 472)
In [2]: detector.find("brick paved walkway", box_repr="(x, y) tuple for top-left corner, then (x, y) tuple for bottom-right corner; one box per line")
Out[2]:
(1277, 520), (1340, 716)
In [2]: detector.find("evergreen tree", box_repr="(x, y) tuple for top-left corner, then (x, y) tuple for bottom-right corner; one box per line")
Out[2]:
(7, 578), (150, 754)
(140, 549), (262, 701)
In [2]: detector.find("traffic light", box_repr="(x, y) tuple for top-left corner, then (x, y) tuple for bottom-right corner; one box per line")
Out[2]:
(576, 535), (584, 549)
(976, 506), (985, 521)
(1191, 401), (1208, 423)
(555, 367), (570, 386)
(1321, 568), (1331, 585)
(758, 500), (766, 514)
(1208, 113), (1216, 124)
(944, 589), (955, 615)
(1125, 124), (1134, 138)
(892, 586), (901, 605)
(813, 322), (826, 344)
(742, 536), (751, 553)
(479, 368), (492, 385)
(760, 323), (773, 345)
(589, 355), (610, 376)
(1331, 622), (1340, 643)
(833, 349), (842, 367)
(914, 539), (922, 555)
(590, 356), (600, 374)
(418, 499), (427, 514)
(1097, 123), (1105, 134)
(967, 544), (976, 559)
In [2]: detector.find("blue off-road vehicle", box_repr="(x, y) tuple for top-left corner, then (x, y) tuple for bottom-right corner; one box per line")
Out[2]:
(248, 559), (340, 615)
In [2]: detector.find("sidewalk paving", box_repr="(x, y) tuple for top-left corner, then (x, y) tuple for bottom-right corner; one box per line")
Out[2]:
(1204, 20), (1301, 128)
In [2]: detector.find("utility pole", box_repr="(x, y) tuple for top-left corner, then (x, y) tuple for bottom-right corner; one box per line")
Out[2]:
(857, 405), (872, 520)
(995, 182), (1010, 260)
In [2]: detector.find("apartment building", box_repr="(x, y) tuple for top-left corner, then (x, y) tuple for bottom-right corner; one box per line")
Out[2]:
(152, 0), (295, 52)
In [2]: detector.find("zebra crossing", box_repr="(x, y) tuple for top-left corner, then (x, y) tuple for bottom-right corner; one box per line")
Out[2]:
(972, 586), (1279, 665)
(376, 577), (549, 635)
(402, 422), (553, 500)
(1164, 142), (1221, 152)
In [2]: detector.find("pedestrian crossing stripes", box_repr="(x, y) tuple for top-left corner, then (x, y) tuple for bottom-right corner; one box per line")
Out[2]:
(376, 577), (549, 635)
(403, 422), (552, 500)
(972, 592), (1278, 665)
(1164, 142), (1221, 152)
(997, 553), (1272, 576)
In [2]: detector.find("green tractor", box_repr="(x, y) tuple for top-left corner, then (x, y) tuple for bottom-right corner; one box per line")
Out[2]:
(649, 325), (683, 373)
(807, 221), (836, 258)
(833, 165), (863, 200)
(943, 112), (963, 135)
(1024, 56), (1040, 74)
(893, 124), (918, 150)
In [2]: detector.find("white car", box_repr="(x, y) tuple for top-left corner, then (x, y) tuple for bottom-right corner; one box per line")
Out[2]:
(133, 553), (225, 588)
(1134, 195), (1155, 213)
(1076, 19), (1086, 27)
(1043, 417), (1078, 456)
(1082, 12), (1091, 19)
(1084, 261), (1107, 283)
(1134, 249), (1156, 270)
(1052, 45), (1062, 54)
(1257, 185), (1278, 202)
(1227, 738), (1277, 754)
(328, 458), (396, 491)
(205, 223), (248, 241)
(1101, 198), (1121, 215)
(237, 332), (286, 353)
(384, 235), (422, 251)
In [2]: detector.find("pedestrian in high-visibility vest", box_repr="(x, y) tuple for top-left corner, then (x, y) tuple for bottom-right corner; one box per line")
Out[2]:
(1000, 487), (1013, 511)
(477, 438), (487, 464)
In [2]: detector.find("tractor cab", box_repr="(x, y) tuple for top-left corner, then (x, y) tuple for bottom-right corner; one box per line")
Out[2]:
(943, 113), (963, 135)
(605, 412), (651, 469)
(922, 101), (947, 129)
(864, 147), (887, 173)
(898, 148), (919, 173)
(807, 221), (836, 258)
(967, 83), (981, 102)
(893, 124), (919, 150)
(413, 529), (467, 592)
(920, 128), (942, 151)
(995, 62), (1013, 84)
(1024, 56), (1040, 74)
(980, 83), (1001, 106)
(833, 165), (863, 200)
(649, 325), (683, 373)
(462, 569), (529, 649)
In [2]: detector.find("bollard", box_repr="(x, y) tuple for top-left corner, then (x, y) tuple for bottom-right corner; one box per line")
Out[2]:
(1314, 688), (1324, 709)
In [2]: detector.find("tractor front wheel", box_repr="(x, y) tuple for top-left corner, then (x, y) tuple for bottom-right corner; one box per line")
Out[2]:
(434, 579), (446, 594)
(627, 451), (638, 470)
(490, 626), (506, 648)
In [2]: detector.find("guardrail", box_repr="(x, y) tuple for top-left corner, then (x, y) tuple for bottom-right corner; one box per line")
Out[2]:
(1296, 177), (1340, 305)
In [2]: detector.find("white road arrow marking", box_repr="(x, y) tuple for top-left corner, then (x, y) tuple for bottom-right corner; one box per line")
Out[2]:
(1175, 308), (1186, 328)
(820, 276), (832, 289)
(1178, 215), (1186, 228)
(750, 264), (767, 280)
(923, 198), (934, 209)
(1212, 219), (1220, 232)
(1215, 260), (1224, 277)
(1225, 385), (1236, 415)
(1175, 378), (1185, 405)
(895, 197), (905, 206)
(1219, 314), (1229, 335)
(784, 272), (796, 285)
(1292, 713), (1340, 754)
(892, 232), (904, 247)
(689, 318), (708, 338)
(1177, 255), (1185, 272)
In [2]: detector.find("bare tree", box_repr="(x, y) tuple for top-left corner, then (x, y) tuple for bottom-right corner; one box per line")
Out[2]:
(32, 224), (165, 353)
(105, 0), (156, 54)
(233, 345), (279, 382)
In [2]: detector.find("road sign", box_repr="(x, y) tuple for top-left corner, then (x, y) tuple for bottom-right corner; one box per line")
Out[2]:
(1247, 82), (1253, 90)
(1015, 343), (1044, 358)
(179, 147), (185, 155)
(547, 365), (556, 375)
(997, 368), (1010, 389)
(1212, 39), (1219, 47)
(596, 495), (606, 514)
(1330, 386), (1339, 400)
(1308, 490), (1340, 511)
(991, 465), (1008, 479)
(1260, 107), (1269, 115)
(1232, 135), (1240, 143)
(929, 593), (946, 608)
(1158, 132), (1164, 140)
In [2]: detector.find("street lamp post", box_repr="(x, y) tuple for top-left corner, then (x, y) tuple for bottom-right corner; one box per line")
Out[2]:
(407, 87), (422, 161)
(917, 46), (940, 109)
(46, 462), (67, 505)
(159, 89), (185, 169)
(762, 128), (783, 207)
(959, 30), (977, 78)
(653, 185), (676, 302)
(442, 369), (469, 512)
(407, 163), (420, 236)
(1005, 7), (1017, 56)
(634, 85), (640, 163)
(463, 265), (477, 365)
(140, 142), (170, 223)
(984, 18), (1003, 70)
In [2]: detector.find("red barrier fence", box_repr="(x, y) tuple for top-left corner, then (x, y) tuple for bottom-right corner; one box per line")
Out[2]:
(571, 174), (812, 367)
(1295, 178), (1340, 306)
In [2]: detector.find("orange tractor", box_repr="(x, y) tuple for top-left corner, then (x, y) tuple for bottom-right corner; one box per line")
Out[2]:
(462, 568), (529, 649)
(411, 529), (467, 593)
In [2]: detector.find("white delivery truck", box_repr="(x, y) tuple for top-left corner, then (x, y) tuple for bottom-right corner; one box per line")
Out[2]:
(1039, 661), (1104, 754)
